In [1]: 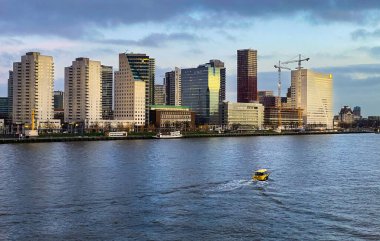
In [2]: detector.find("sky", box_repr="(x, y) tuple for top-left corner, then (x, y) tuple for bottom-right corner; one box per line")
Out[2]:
(0, 0), (380, 116)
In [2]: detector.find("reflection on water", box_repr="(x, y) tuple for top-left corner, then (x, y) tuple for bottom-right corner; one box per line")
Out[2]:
(0, 134), (379, 240)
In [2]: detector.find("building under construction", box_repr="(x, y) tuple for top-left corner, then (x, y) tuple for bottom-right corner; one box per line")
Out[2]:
(264, 107), (302, 129)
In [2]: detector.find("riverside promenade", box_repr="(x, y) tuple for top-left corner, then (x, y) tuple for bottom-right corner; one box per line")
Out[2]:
(0, 130), (372, 144)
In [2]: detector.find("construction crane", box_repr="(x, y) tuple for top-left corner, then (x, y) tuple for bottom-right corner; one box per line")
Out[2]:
(274, 61), (290, 131)
(274, 54), (310, 130)
(283, 54), (310, 128)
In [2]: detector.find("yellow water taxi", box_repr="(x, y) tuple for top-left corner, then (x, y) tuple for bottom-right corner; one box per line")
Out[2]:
(252, 169), (270, 181)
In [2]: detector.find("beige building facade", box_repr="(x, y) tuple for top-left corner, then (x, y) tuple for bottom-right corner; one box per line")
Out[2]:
(291, 69), (333, 129)
(114, 53), (146, 126)
(64, 58), (102, 123)
(12, 52), (55, 124)
(220, 101), (264, 129)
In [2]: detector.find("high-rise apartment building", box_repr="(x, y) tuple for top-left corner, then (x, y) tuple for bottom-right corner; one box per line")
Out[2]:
(291, 69), (333, 129)
(181, 63), (221, 124)
(12, 52), (54, 124)
(209, 59), (226, 103)
(64, 57), (102, 123)
(165, 67), (181, 106)
(353, 106), (361, 120)
(154, 84), (165, 105)
(237, 49), (258, 102)
(54, 91), (64, 110)
(114, 53), (146, 126)
(101, 65), (113, 120)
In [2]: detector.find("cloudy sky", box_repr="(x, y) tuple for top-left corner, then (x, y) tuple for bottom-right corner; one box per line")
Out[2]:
(1, 0), (380, 116)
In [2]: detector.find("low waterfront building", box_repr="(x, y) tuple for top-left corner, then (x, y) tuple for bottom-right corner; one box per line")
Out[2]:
(339, 106), (354, 126)
(149, 105), (195, 130)
(220, 101), (264, 130)
(264, 107), (301, 129)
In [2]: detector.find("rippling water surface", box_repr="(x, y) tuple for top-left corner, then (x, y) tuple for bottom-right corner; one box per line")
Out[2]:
(0, 134), (379, 240)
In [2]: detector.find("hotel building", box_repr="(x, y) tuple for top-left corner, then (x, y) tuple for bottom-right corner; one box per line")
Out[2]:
(291, 69), (333, 129)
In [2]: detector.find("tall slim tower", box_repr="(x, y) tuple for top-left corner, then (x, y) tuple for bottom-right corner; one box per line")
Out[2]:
(165, 67), (182, 106)
(101, 65), (113, 120)
(114, 53), (146, 126)
(291, 69), (333, 129)
(12, 52), (54, 124)
(237, 49), (257, 102)
(64, 57), (102, 123)
(7, 70), (13, 123)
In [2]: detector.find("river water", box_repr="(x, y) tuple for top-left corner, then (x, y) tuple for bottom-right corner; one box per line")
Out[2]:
(0, 134), (379, 240)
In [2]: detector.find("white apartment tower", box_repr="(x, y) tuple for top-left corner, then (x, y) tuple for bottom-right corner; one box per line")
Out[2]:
(64, 58), (102, 123)
(291, 69), (333, 129)
(114, 53), (146, 126)
(12, 52), (54, 124)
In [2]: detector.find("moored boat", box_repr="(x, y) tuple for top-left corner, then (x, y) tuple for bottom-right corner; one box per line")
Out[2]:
(154, 131), (183, 139)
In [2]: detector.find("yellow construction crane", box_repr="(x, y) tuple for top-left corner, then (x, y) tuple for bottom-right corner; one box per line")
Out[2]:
(274, 54), (310, 130)
(274, 61), (290, 131)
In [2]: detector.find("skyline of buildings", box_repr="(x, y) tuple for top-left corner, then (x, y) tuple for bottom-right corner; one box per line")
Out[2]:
(0, 48), (371, 132)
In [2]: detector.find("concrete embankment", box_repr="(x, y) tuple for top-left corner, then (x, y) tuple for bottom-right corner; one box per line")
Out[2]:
(0, 130), (372, 145)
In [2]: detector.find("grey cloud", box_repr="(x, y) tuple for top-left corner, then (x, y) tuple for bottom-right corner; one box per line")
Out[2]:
(95, 33), (202, 47)
(1, 0), (380, 38)
(351, 29), (380, 40)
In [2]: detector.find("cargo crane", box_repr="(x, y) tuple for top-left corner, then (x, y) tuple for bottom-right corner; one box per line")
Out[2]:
(274, 55), (310, 130)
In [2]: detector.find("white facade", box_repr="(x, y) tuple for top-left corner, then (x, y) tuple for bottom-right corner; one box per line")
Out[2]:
(220, 101), (264, 129)
(12, 52), (55, 124)
(114, 53), (146, 126)
(64, 58), (102, 123)
(291, 69), (333, 129)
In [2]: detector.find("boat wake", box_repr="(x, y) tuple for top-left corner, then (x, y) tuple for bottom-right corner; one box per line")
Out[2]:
(208, 179), (253, 192)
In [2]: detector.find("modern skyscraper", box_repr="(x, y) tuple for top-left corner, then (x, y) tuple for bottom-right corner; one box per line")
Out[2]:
(154, 84), (165, 105)
(291, 69), (333, 129)
(101, 65), (113, 120)
(7, 70), (13, 123)
(237, 49), (258, 102)
(54, 91), (64, 110)
(181, 63), (221, 124)
(12, 52), (54, 124)
(165, 67), (181, 106)
(114, 53), (146, 126)
(209, 59), (226, 103)
(64, 57), (102, 123)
